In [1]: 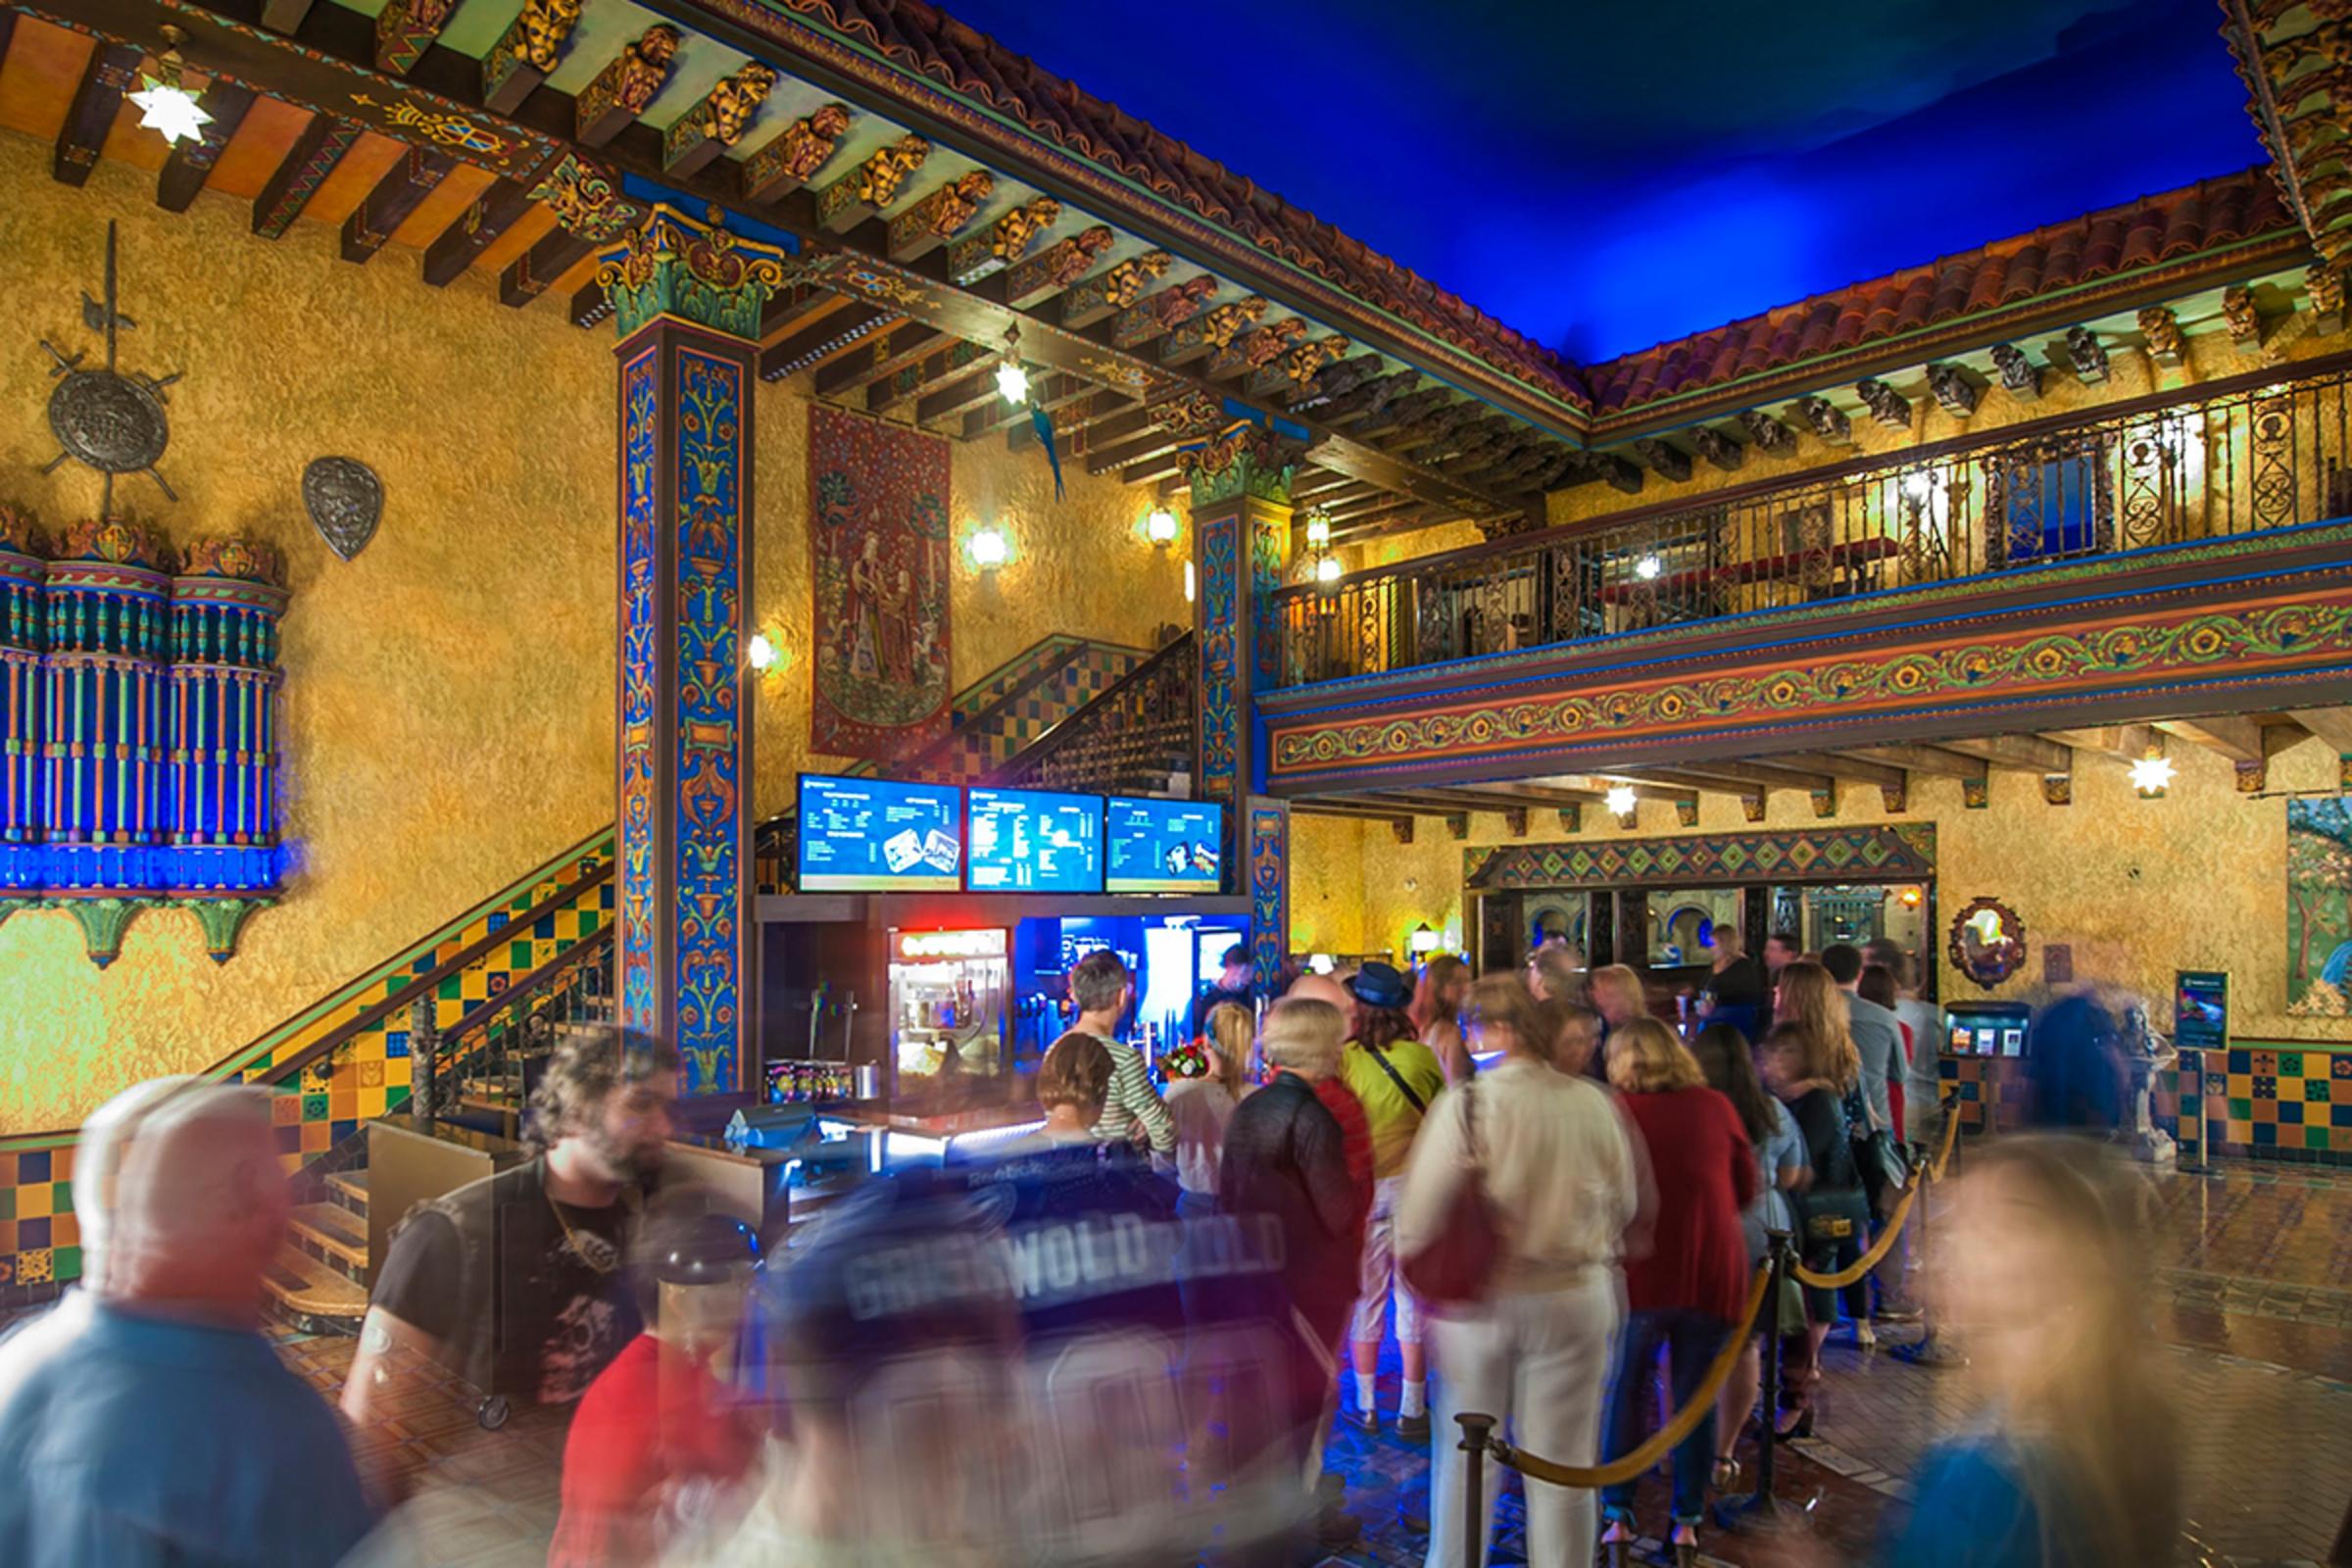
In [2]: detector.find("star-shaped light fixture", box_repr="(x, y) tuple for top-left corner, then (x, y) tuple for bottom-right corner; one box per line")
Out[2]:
(995, 321), (1029, 407)
(1605, 784), (1639, 816)
(128, 27), (213, 150)
(2130, 754), (2175, 796)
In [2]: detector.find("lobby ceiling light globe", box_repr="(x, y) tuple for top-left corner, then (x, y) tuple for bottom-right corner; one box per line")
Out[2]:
(1314, 554), (1342, 585)
(1146, 506), (1178, 546)
(2131, 754), (2175, 796)
(128, 27), (212, 149)
(1634, 554), (1663, 581)
(1605, 784), (1638, 816)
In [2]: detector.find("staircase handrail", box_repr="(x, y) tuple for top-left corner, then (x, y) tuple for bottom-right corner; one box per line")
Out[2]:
(256, 859), (613, 1090)
(984, 631), (1198, 788)
(421, 924), (617, 1099)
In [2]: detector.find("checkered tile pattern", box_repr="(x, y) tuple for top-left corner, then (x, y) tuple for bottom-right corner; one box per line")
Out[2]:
(938, 641), (1145, 781)
(0, 834), (616, 1310)
(2191, 1044), (2352, 1163)
(1940, 1054), (2034, 1132)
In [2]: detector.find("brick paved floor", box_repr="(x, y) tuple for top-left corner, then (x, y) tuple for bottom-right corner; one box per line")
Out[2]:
(244, 1154), (2346, 1566)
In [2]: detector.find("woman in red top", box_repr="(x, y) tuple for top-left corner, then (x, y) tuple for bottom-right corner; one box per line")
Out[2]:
(1598, 1018), (1757, 1565)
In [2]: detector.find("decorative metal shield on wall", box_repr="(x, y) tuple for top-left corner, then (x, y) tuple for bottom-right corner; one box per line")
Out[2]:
(302, 457), (381, 563)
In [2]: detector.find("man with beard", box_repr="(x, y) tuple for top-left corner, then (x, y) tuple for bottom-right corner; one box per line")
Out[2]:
(342, 1027), (678, 1469)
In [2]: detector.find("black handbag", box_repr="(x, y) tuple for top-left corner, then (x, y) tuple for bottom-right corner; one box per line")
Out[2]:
(1843, 1083), (1911, 1200)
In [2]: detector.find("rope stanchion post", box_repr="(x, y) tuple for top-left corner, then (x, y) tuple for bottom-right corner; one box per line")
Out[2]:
(1732, 1231), (1795, 1524)
(1457, 1412), (1495, 1568)
(1892, 1102), (1968, 1368)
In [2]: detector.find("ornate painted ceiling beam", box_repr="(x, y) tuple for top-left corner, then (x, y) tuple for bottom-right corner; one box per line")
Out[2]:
(341, 145), (456, 263)
(2153, 715), (2297, 766)
(260, 0), (313, 31)
(812, 319), (940, 398)
(885, 172), (994, 263)
(420, 175), (534, 286)
(913, 363), (1006, 425)
(373, 0), (455, 76)
(1160, 297), (1265, 368)
(498, 226), (593, 306)
(868, 336), (991, 414)
(253, 114), (362, 240)
(1325, 504), (1440, 545)
(156, 76), (255, 213)
(1941, 733), (2074, 774)
(760, 300), (892, 380)
(55, 40), (143, 188)
(1839, 743), (1991, 780)
(1322, 490), (1410, 523)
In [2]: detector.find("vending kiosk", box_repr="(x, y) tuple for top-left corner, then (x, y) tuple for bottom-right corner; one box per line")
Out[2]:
(1943, 1000), (2034, 1131)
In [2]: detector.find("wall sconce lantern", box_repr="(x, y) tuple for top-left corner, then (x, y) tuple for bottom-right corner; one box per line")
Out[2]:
(1146, 506), (1178, 547)
(1303, 510), (1332, 552)
(1408, 922), (1442, 956)
(968, 526), (1009, 570)
(1313, 555), (1342, 586)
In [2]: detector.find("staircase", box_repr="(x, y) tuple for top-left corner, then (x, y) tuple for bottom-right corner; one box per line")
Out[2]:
(271, 1169), (371, 1331)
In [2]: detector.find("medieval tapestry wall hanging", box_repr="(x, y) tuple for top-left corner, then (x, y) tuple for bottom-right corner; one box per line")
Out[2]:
(808, 405), (951, 762)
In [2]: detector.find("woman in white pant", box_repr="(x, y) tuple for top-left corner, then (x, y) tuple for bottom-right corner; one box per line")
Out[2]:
(1397, 976), (1642, 1568)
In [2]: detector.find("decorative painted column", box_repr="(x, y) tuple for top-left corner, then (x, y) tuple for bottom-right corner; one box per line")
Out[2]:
(0, 507), (42, 900)
(39, 517), (171, 964)
(1188, 425), (1302, 995)
(167, 538), (287, 959)
(602, 209), (791, 1096)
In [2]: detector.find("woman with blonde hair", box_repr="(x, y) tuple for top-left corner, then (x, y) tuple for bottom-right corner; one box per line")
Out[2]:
(1877, 1136), (2175, 1565)
(1165, 1002), (1253, 1217)
(1399, 974), (1641, 1568)
(1597, 1019), (1755, 1562)
(1410, 955), (1475, 1082)
(1771, 959), (1861, 1093)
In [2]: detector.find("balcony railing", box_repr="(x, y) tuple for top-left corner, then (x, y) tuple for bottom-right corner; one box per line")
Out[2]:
(1274, 355), (2352, 687)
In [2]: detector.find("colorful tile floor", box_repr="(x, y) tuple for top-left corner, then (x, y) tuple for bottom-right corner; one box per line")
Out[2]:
(232, 1156), (2349, 1565)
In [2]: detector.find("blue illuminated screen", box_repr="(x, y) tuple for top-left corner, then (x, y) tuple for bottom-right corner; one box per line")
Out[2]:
(1105, 797), (1223, 894)
(966, 788), (1102, 893)
(797, 774), (963, 892)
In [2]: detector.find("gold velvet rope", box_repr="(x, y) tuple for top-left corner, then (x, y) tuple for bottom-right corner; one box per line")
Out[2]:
(1484, 1263), (1770, 1491)
(1788, 1110), (1962, 1290)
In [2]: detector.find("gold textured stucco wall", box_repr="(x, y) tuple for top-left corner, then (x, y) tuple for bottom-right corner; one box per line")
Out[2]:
(0, 136), (617, 1135)
(1290, 738), (2352, 1044)
(0, 129), (1191, 1133)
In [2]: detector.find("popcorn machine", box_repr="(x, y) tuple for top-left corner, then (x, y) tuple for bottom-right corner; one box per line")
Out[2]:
(889, 926), (1011, 1099)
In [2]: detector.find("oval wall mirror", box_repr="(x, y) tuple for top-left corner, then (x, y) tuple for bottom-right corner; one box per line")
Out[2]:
(1947, 896), (2028, 990)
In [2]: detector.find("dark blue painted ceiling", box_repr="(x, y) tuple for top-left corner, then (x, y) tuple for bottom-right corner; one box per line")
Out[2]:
(931, 0), (2265, 365)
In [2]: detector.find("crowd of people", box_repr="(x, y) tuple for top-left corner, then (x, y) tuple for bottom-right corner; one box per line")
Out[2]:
(0, 929), (2175, 1568)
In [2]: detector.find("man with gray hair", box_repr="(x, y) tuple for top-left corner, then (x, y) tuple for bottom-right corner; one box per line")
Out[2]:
(0, 1075), (192, 1418)
(0, 1085), (374, 1566)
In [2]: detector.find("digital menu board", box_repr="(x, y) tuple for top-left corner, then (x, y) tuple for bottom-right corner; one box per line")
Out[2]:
(965, 787), (1102, 893)
(1105, 797), (1223, 893)
(797, 774), (962, 892)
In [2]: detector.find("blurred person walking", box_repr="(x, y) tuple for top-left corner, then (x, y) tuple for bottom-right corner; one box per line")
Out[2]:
(1688, 1022), (1806, 1490)
(1399, 975), (1641, 1568)
(0, 1075), (192, 1418)
(549, 1208), (764, 1567)
(1411, 955), (1475, 1083)
(1597, 1019), (1756, 1562)
(1338, 961), (1446, 1441)
(1220, 996), (1372, 1546)
(0, 1085), (375, 1567)
(345, 1028), (679, 1465)
(1878, 1136), (2176, 1565)
(1699, 926), (1770, 1044)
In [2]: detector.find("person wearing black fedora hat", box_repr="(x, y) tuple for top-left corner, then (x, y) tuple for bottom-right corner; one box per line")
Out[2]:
(550, 1205), (764, 1567)
(1337, 960), (1446, 1441)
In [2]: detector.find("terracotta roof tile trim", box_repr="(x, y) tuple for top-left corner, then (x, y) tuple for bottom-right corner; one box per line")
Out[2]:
(1585, 168), (2298, 414)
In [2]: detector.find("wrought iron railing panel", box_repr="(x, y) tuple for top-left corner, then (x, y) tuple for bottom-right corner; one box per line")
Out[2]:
(1273, 361), (2352, 686)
